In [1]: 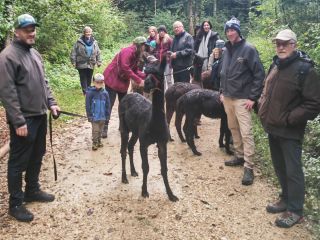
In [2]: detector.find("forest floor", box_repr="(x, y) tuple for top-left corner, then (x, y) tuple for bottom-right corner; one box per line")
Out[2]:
(0, 104), (314, 240)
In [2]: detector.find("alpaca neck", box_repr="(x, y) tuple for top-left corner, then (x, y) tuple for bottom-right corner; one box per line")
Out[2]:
(151, 88), (165, 121)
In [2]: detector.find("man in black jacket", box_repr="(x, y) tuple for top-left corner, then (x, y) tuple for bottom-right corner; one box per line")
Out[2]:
(220, 17), (265, 185)
(0, 14), (60, 222)
(170, 21), (194, 83)
(258, 29), (320, 228)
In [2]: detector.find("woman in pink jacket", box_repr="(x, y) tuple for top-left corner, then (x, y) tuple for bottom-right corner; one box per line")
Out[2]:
(101, 36), (146, 138)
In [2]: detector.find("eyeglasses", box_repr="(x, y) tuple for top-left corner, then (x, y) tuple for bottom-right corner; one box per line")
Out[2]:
(274, 41), (295, 48)
(174, 25), (182, 29)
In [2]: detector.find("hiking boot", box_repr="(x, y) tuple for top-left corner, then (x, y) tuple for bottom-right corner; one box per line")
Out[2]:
(275, 211), (304, 228)
(24, 190), (55, 203)
(9, 205), (34, 222)
(92, 144), (98, 151)
(98, 142), (104, 148)
(242, 167), (254, 185)
(266, 199), (287, 213)
(224, 157), (245, 167)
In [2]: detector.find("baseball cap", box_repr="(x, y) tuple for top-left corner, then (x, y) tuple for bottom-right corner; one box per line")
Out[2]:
(14, 14), (39, 29)
(273, 29), (297, 42)
(93, 73), (104, 82)
(133, 36), (147, 45)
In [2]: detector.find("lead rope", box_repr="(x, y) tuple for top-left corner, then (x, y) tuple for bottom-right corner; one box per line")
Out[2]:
(49, 110), (86, 181)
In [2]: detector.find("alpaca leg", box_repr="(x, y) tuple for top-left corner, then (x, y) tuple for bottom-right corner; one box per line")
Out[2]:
(194, 114), (201, 139)
(158, 143), (178, 202)
(221, 115), (233, 155)
(140, 145), (149, 198)
(175, 112), (186, 142)
(128, 134), (139, 177)
(120, 131), (129, 184)
(166, 108), (174, 141)
(186, 117), (201, 156)
(219, 118), (225, 148)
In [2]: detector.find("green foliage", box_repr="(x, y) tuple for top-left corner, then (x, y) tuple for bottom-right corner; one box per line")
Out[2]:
(53, 87), (86, 124)
(252, 114), (275, 180)
(1, 0), (126, 63)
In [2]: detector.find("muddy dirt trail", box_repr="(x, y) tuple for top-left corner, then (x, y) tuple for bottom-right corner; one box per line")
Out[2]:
(0, 102), (313, 240)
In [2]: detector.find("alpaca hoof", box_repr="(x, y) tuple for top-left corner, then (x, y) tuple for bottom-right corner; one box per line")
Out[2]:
(168, 194), (179, 202)
(122, 178), (129, 184)
(142, 191), (149, 198)
(131, 171), (138, 177)
(195, 135), (200, 139)
(193, 151), (202, 156)
(219, 143), (225, 148)
(181, 139), (186, 143)
(169, 138), (174, 142)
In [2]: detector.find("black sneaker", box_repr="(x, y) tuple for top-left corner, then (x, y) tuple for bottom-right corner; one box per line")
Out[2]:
(9, 205), (34, 222)
(242, 167), (254, 185)
(224, 157), (245, 166)
(275, 211), (304, 228)
(266, 199), (287, 213)
(24, 190), (55, 203)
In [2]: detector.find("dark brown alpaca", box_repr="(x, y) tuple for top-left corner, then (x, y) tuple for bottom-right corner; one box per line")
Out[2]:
(175, 88), (232, 156)
(118, 59), (178, 202)
(165, 82), (201, 141)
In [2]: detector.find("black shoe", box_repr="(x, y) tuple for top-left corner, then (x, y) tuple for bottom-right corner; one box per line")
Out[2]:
(224, 157), (244, 166)
(24, 190), (55, 203)
(9, 205), (34, 222)
(266, 199), (287, 213)
(242, 167), (254, 185)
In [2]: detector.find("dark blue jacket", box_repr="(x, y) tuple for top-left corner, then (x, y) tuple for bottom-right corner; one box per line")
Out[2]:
(85, 87), (110, 122)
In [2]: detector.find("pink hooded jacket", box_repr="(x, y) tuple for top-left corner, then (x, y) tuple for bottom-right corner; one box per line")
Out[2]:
(103, 44), (145, 93)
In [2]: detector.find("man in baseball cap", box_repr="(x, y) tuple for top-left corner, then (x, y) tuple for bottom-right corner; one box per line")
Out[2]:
(0, 13), (59, 222)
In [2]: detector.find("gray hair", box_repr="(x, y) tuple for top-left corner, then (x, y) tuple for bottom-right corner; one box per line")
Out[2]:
(173, 21), (183, 28)
(83, 26), (92, 34)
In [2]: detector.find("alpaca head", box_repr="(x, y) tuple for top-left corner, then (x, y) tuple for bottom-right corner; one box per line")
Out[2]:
(144, 56), (166, 93)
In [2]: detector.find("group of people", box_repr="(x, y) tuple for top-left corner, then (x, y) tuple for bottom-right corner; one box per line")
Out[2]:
(0, 14), (319, 230)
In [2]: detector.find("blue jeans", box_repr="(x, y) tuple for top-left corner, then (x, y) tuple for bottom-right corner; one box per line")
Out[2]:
(268, 134), (304, 216)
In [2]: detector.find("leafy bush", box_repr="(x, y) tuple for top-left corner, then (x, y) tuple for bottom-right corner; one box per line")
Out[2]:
(1, 0), (127, 63)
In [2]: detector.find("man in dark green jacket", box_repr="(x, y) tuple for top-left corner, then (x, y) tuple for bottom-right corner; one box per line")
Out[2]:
(258, 29), (320, 228)
(0, 14), (60, 222)
(220, 17), (265, 185)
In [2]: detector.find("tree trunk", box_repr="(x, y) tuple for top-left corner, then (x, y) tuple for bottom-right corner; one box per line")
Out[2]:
(188, 0), (193, 34)
(1, 0), (15, 51)
(213, 0), (217, 16)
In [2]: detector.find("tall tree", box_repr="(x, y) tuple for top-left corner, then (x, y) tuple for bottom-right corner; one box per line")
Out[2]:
(0, 0), (15, 51)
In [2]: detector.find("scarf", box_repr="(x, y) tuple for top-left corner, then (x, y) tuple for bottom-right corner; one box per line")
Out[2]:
(197, 30), (211, 71)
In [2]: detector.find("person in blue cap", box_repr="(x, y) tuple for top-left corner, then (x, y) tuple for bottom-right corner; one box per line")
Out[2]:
(0, 14), (60, 222)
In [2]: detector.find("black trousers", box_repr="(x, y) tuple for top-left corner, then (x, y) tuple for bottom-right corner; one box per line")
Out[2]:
(8, 114), (47, 208)
(172, 66), (191, 83)
(104, 87), (127, 127)
(78, 68), (94, 94)
(268, 134), (305, 216)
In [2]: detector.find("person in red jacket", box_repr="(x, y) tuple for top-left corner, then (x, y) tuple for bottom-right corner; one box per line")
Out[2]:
(101, 36), (146, 138)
